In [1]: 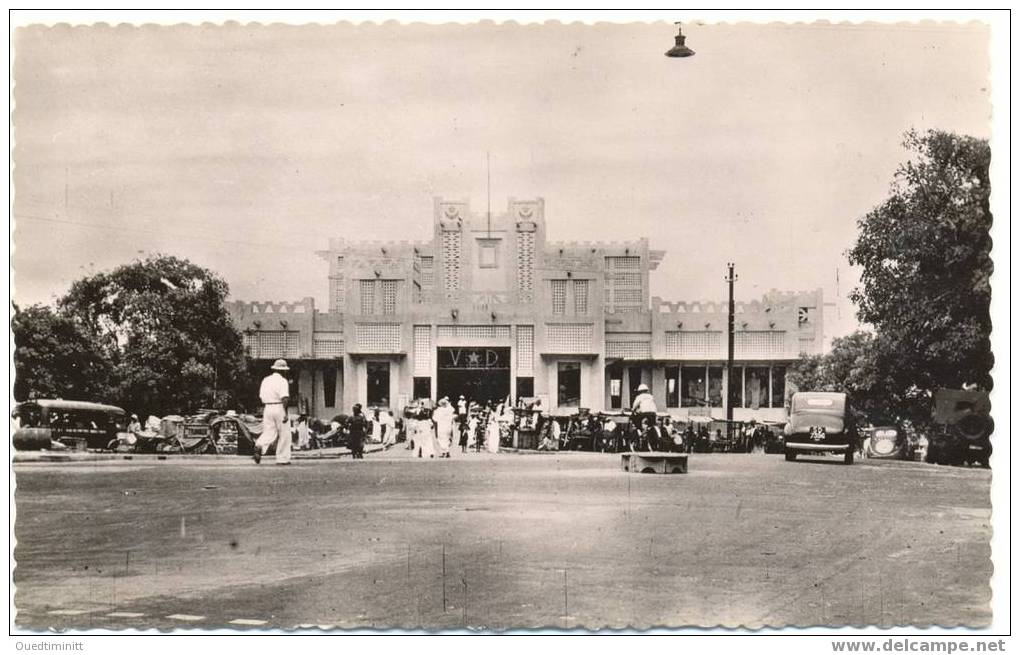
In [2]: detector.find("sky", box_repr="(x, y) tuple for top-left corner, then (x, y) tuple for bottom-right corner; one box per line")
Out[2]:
(11, 20), (993, 344)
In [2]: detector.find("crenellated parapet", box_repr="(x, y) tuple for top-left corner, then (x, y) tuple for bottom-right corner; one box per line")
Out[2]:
(545, 238), (648, 252)
(228, 297), (316, 318)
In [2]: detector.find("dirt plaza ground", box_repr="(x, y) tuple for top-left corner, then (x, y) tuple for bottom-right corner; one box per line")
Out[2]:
(12, 448), (992, 631)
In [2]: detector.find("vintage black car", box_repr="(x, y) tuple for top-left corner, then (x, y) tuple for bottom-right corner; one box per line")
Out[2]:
(863, 424), (908, 460)
(926, 389), (992, 467)
(784, 392), (856, 465)
(12, 399), (127, 451)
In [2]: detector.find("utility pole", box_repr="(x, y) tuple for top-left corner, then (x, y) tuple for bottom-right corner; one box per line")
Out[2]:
(725, 263), (737, 437)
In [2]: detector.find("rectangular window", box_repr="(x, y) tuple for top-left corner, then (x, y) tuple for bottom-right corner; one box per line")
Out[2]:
(332, 278), (346, 312)
(478, 239), (499, 268)
(771, 366), (787, 408)
(609, 369), (623, 409)
(708, 367), (724, 408)
(573, 279), (589, 314)
(516, 325), (534, 375)
(604, 256), (643, 313)
(413, 377), (431, 401)
(745, 367), (770, 409)
(557, 362), (581, 407)
(516, 376), (534, 400)
(665, 366), (680, 408)
(367, 361), (390, 407)
(551, 280), (567, 315)
(681, 366), (706, 408)
(360, 280), (375, 315)
(381, 280), (398, 315)
(323, 368), (337, 408)
(728, 366), (744, 409)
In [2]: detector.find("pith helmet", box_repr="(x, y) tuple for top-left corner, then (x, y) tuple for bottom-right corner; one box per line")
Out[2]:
(271, 359), (290, 371)
(637, 383), (649, 392)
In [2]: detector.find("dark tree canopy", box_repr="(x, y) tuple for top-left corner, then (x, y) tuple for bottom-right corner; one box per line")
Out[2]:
(788, 330), (904, 424)
(56, 255), (250, 416)
(847, 129), (993, 393)
(12, 304), (114, 403)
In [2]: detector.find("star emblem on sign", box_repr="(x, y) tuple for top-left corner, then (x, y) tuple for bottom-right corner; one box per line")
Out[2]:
(467, 352), (481, 366)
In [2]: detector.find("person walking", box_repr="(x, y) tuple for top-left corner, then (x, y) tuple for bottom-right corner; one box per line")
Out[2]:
(486, 406), (501, 454)
(348, 404), (368, 459)
(253, 359), (292, 465)
(417, 405), (437, 458)
(296, 415), (311, 450)
(380, 410), (397, 447)
(433, 397), (455, 458)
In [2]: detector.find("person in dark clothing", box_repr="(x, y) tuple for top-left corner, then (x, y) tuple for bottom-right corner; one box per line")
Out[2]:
(645, 418), (673, 452)
(347, 403), (368, 459)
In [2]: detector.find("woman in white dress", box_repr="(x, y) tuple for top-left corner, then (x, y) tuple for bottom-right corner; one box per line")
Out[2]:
(467, 413), (478, 449)
(432, 398), (455, 458)
(486, 406), (501, 454)
(413, 406), (436, 459)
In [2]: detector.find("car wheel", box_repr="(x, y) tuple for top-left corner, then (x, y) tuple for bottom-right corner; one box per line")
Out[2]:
(844, 448), (854, 465)
(784, 449), (796, 461)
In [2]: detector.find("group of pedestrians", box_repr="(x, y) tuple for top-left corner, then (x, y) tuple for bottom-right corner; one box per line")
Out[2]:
(405, 395), (513, 458)
(252, 358), (374, 465)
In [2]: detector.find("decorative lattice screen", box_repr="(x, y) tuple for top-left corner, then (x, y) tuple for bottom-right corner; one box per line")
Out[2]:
(419, 256), (434, 299)
(245, 331), (300, 359)
(664, 331), (724, 358)
(516, 325), (534, 374)
(573, 279), (589, 314)
(551, 280), (567, 315)
(330, 256), (346, 313)
(516, 231), (535, 302)
(735, 331), (786, 358)
(437, 325), (511, 340)
(330, 278), (345, 313)
(356, 323), (401, 352)
(607, 256), (640, 269)
(605, 256), (643, 312)
(360, 280), (375, 315)
(413, 325), (431, 375)
(606, 341), (651, 359)
(546, 323), (594, 353)
(312, 333), (345, 358)
(442, 232), (462, 299)
(381, 280), (398, 315)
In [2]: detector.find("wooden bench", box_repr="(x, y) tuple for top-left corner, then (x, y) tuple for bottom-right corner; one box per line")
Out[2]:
(621, 451), (689, 474)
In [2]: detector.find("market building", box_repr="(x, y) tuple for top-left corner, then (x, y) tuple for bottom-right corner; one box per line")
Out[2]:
(226, 197), (824, 422)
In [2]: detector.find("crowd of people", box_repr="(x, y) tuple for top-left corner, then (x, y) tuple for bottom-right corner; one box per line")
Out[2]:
(404, 395), (517, 458)
(247, 361), (779, 465)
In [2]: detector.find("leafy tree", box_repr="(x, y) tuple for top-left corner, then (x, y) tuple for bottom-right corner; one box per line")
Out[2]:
(12, 304), (114, 403)
(847, 129), (992, 393)
(58, 255), (250, 416)
(788, 330), (902, 423)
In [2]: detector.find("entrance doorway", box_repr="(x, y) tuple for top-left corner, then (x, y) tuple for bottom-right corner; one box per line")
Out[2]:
(436, 347), (511, 405)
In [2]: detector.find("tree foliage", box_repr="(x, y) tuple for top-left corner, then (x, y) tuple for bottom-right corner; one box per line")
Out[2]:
(847, 129), (993, 392)
(788, 330), (905, 423)
(12, 304), (114, 403)
(45, 254), (251, 416)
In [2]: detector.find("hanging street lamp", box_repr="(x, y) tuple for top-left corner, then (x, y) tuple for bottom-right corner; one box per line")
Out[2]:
(665, 22), (696, 58)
